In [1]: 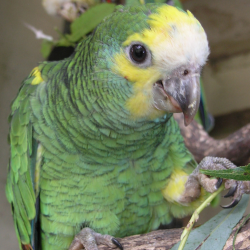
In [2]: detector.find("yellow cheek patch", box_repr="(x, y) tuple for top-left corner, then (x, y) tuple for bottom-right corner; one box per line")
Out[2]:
(30, 67), (43, 85)
(161, 169), (189, 203)
(113, 52), (160, 85)
(112, 51), (162, 119)
(126, 91), (153, 118)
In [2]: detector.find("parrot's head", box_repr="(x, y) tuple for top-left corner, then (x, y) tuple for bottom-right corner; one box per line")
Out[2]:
(94, 4), (209, 126)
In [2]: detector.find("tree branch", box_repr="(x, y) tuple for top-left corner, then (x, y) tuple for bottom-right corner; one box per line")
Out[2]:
(98, 216), (250, 250)
(174, 113), (250, 165)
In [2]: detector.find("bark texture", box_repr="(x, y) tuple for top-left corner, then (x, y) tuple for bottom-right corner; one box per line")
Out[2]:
(174, 113), (250, 166)
(98, 216), (250, 250)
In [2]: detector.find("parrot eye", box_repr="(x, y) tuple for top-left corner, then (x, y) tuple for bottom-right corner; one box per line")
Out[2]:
(130, 44), (147, 63)
(126, 42), (152, 67)
(183, 70), (189, 76)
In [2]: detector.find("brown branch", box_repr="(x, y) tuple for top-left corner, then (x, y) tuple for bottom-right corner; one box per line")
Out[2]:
(101, 229), (181, 250)
(174, 113), (250, 166)
(98, 216), (250, 250)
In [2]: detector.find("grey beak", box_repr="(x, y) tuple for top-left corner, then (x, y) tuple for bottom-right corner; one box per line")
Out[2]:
(163, 74), (200, 126)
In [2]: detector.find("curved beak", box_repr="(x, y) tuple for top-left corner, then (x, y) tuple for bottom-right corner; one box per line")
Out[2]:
(163, 74), (200, 126)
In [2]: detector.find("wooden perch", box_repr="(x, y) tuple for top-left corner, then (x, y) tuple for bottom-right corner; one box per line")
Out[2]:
(174, 113), (250, 166)
(98, 216), (250, 250)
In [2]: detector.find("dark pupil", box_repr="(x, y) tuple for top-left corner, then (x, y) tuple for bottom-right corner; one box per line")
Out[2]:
(131, 45), (146, 63)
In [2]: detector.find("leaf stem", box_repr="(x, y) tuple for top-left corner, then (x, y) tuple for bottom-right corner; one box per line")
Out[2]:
(178, 184), (225, 250)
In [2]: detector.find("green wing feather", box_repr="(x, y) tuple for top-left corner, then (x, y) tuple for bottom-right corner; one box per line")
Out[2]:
(6, 70), (42, 249)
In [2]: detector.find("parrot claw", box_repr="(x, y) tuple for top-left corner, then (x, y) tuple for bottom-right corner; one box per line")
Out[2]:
(68, 227), (122, 250)
(224, 185), (238, 198)
(185, 157), (250, 208)
(215, 178), (223, 189)
(221, 180), (250, 209)
(221, 197), (241, 209)
(112, 238), (123, 250)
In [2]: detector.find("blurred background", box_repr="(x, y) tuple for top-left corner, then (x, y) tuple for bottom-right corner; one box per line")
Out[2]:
(1, 0), (250, 249)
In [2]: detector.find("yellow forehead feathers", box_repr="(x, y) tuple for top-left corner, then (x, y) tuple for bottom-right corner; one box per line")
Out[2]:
(123, 5), (203, 48)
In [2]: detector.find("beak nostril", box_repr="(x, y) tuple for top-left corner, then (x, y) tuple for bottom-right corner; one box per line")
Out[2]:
(155, 80), (163, 88)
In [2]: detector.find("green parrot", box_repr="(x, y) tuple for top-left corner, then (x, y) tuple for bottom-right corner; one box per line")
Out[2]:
(6, 3), (246, 250)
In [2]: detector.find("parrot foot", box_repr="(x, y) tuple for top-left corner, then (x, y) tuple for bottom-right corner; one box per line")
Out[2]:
(68, 227), (123, 250)
(180, 157), (250, 207)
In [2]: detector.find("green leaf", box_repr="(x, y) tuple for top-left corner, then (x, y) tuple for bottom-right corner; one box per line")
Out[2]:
(41, 40), (54, 59)
(56, 36), (75, 47)
(68, 3), (116, 42)
(200, 164), (250, 181)
(171, 195), (249, 250)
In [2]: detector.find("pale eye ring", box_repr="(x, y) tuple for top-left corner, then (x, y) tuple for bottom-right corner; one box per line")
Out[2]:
(125, 42), (152, 68)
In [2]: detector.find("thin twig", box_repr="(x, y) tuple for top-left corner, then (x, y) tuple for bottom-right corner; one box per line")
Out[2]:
(178, 185), (225, 250)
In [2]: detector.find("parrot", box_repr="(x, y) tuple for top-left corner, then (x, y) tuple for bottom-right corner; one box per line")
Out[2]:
(6, 3), (248, 250)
